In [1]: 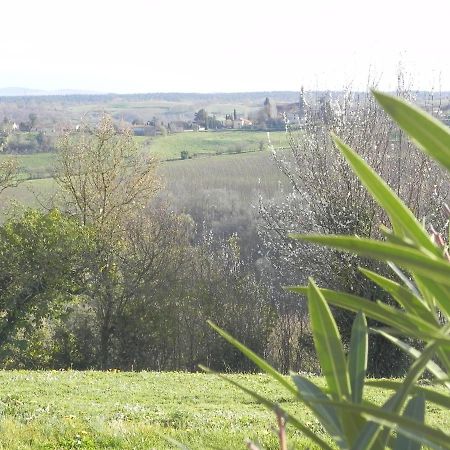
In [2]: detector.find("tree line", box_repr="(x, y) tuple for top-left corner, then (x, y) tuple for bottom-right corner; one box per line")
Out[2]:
(0, 117), (275, 371)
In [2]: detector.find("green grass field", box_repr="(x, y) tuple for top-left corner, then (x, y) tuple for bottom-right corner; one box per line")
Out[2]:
(0, 371), (447, 449)
(138, 130), (288, 160)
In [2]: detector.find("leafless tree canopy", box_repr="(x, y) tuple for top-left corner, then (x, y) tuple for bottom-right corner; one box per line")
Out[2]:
(0, 124), (19, 195)
(55, 116), (160, 232)
(261, 87), (449, 285)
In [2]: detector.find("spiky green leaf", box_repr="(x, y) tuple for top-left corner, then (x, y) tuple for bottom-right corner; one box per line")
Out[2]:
(307, 280), (351, 400)
(288, 286), (449, 343)
(365, 380), (450, 410)
(312, 398), (450, 450)
(372, 329), (450, 389)
(360, 268), (435, 322)
(348, 312), (367, 404)
(373, 90), (450, 174)
(393, 395), (425, 450)
(332, 134), (437, 254)
(206, 321), (297, 396)
(292, 375), (348, 449)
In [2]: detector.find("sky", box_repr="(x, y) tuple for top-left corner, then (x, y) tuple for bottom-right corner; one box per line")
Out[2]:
(0, 0), (449, 93)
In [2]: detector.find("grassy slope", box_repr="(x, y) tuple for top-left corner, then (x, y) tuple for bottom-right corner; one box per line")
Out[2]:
(0, 371), (447, 450)
(139, 130), (287, 160)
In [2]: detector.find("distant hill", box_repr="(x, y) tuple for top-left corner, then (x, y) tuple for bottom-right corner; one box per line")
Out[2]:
(0, 87), (103, 96)
(0, 89), (304, 106)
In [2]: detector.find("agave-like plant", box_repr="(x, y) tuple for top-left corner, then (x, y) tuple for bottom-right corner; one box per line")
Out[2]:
(202, 92), (450, 450)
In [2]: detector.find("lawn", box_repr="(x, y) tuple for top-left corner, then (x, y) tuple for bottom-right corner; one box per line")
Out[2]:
(0, 371), (447, 449)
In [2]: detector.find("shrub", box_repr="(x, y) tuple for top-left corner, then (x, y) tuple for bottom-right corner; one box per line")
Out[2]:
(205, 92), (450, 449)
(259, 86), (448, 375)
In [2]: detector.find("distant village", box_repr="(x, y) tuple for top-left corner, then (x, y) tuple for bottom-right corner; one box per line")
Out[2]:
(131, 93), (308, 137)
(0, 91), (310, 154)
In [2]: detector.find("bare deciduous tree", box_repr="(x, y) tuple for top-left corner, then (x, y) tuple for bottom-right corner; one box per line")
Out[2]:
(0, 124), (19, 195)
(0, 158), (19, 195)
(55, 115), (162, 367)
(55, 115), (159, 232)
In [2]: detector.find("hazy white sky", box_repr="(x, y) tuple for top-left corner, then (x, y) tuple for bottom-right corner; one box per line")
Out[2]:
(1, 0), (449, 93)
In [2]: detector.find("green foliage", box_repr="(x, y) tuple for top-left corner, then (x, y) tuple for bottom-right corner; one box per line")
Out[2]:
(0, 206), (274, 371)
(0, 209), (91, 349)
(208, 92), (450, 448)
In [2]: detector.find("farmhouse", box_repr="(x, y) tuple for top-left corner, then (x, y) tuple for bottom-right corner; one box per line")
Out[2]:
(224, 117), (252, 129)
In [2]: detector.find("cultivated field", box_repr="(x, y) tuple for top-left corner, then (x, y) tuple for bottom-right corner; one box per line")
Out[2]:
(0, 131), (290, 219)
(0, 371), (447, 449)
(0, 130), (288, 179)
(163, 150), (288, 204)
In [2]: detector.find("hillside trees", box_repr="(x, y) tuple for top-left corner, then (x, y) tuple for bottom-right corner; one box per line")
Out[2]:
(0, 210), (275, 370)
(52, 116), (273, 370)
(173, 233), (275, 371)
(86, 205), (192, 369)
(55, 116), (162, 367)
(99, 231), (275, 371)
(0, 210), (90, 349)
(0, 113), (276, 370)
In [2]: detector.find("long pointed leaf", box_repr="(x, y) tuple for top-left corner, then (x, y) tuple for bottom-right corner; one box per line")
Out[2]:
(436, 347), (450, 380)
(312, 399), (450, 450)
(348, 312), (367, 404)
(307, 280), (365, 446)
(292, 375), (348, 449)
(352, 341), (438, 449)
(373, 329), (450, 389)
(288, 286), (449, 343)
(365, 380), (450, 410)
(380, 225), (421, 250)
(388, 262), (420, 297)
(291, 235), (450, 296)
(378, 341), (439, 447)
(199, 366), (334, 450)
(332, 134), (437, 254)
(360, 268), (435, 322)
(350, 396), (397, 450)
(393, 395), (425, 450)
(414, 273), (450, 319)
(373, 90), (450, 173)
(307, 280), (351, 400)
(373, 301), (441, 338)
